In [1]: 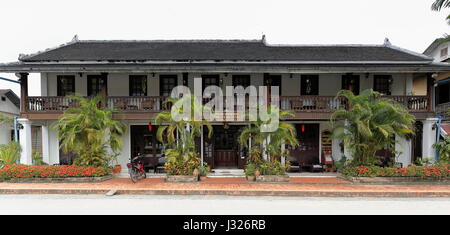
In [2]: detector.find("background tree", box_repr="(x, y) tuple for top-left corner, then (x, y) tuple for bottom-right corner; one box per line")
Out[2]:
(53, 95), (126, 167)
(432, 0), (450, 24)
(331, 89), (415, 166)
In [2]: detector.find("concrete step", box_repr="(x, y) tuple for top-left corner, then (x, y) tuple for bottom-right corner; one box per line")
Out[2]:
(208, 169), (245, 178)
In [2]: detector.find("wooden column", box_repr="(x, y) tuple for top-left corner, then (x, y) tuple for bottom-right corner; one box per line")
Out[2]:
(100, 73), (108, 107)
(427, 73), (433, 112)
(19, 73), (29, 113)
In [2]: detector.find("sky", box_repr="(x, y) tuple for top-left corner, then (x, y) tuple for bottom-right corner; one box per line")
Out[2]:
(0, 0), (449, 96)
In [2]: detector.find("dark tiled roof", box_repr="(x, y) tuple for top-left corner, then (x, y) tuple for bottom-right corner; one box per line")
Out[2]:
(19, 40), (432, 62)
(0, 89), (19, 109)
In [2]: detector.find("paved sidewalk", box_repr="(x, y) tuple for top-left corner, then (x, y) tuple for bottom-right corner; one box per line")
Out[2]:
(1, 177), (450, 197)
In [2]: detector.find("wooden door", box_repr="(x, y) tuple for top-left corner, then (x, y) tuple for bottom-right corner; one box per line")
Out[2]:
(342, 74), (360, 95)
(264, 74), (282, 104)
(214, 150), (237, 168)
(411, 121), (423, 164)
(212, 125), (241, 168)
(196, 129), (215, 168)
(130, 125), (162, 168)
(289, 124), (320, 165)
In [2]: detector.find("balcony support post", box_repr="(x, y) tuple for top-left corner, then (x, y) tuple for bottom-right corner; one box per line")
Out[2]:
(19, 73), (29, 113)
(427, 73), (433, 112)
(18, 118), (32, 165)
(100, 73), (108, 107)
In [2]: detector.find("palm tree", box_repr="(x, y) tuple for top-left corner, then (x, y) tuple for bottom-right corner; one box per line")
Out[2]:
(331, 89), (415, 166)
(155, 94), (213, 172)
(239, 105), (299, 163)
(53, 95), (126, 167)
(0, 114), (13, 125)
(432, 0), (450, 24)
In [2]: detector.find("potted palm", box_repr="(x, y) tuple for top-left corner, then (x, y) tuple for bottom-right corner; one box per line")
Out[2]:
(155, 95), (212, 182)
(53, 95), (126, 168)
(239, 105), (298, 182)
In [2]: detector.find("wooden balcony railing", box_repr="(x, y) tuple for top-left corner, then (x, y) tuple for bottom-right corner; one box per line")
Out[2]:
(436, 102), (450, 119)
(27, 96), (81, 112)
(389, 96), (429, 112)
(26, 95), (431, 113)
(280, 96), (348, 112)
(107, 96), (169, 112)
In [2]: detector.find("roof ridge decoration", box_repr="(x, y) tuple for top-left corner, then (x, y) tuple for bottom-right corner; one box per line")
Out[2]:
(75, 39), (264, 43)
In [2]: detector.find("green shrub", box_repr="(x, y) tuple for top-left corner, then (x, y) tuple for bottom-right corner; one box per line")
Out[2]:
(258, 161), (290, 176)
(197, 163), (210, 176)
(164, 149), (201, 175)
(245, 163), (256, 176)
(433, 137), (450, 164)
(0, 142), (21, 166)
(32, 151), (47, 166)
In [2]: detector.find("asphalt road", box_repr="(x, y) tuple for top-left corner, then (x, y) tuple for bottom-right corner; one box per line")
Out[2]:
(0, 194), (449, 215)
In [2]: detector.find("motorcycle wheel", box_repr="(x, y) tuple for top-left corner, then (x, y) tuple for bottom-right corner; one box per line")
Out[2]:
(130, 168), (139, 183)
(141, 170), (147, 179)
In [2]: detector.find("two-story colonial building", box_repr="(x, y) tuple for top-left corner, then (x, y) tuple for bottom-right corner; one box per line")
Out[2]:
(1, 37), (449, 172)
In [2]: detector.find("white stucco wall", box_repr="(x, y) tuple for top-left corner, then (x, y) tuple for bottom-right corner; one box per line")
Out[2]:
(395, 136), (412, 167)
(428, 41), (450, 62)
(43, 72), (415, 97)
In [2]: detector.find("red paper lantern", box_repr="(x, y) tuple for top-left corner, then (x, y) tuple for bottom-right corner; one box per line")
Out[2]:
(301, 124), (305, 133)
(148, 122), (153, 131)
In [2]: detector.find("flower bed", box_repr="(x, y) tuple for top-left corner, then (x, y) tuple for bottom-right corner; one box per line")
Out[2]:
(339, 165), (450, 179)
(0, 164), (111, 180)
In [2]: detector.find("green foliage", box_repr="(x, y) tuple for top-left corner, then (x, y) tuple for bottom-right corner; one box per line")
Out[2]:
(245, 163), (256, 176)
(0, 114), (13, 126)
(156, 94), (212, 155)
(331, 89), (415, 166)
(156, 95), (213, 175)
(431, 0), (450, 24)
(197, 163), (211, 176)
(415, 158), (435, 166)
(239, 105), (299, 162)
(334, 156), (350, 171)
(32, 150), (46, 166)
(0, 142), (21, 166)
(164, 147), (201, 175)
(258, 160), (290, 176)
(433, 137), (450, 164)
(53, 95), (126, 167)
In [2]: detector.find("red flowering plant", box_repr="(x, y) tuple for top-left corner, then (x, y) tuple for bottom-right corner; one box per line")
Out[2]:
(0, 164), (111, 179)
(339, 164), (450, 179)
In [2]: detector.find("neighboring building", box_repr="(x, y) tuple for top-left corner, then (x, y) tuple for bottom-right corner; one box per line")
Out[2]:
(424, 36), (450, 120)
(424, 36), (450, 63)
(0, 89), (19, 145)
(0, 37), (449, 170)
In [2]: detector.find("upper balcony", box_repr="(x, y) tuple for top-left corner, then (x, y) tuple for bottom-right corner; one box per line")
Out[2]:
(20, 72), (434, 120)
(24, 94), (431, 120)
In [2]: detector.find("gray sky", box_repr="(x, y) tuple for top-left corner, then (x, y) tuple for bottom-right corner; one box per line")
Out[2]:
(0, 0), (449, 96)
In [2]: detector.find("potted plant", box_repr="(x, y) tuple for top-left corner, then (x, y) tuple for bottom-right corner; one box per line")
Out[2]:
(245, 163), (256, 181)
(112, 164), (122, 174)
(197, 163), (211, 181)
(155, 95), (213, 183)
